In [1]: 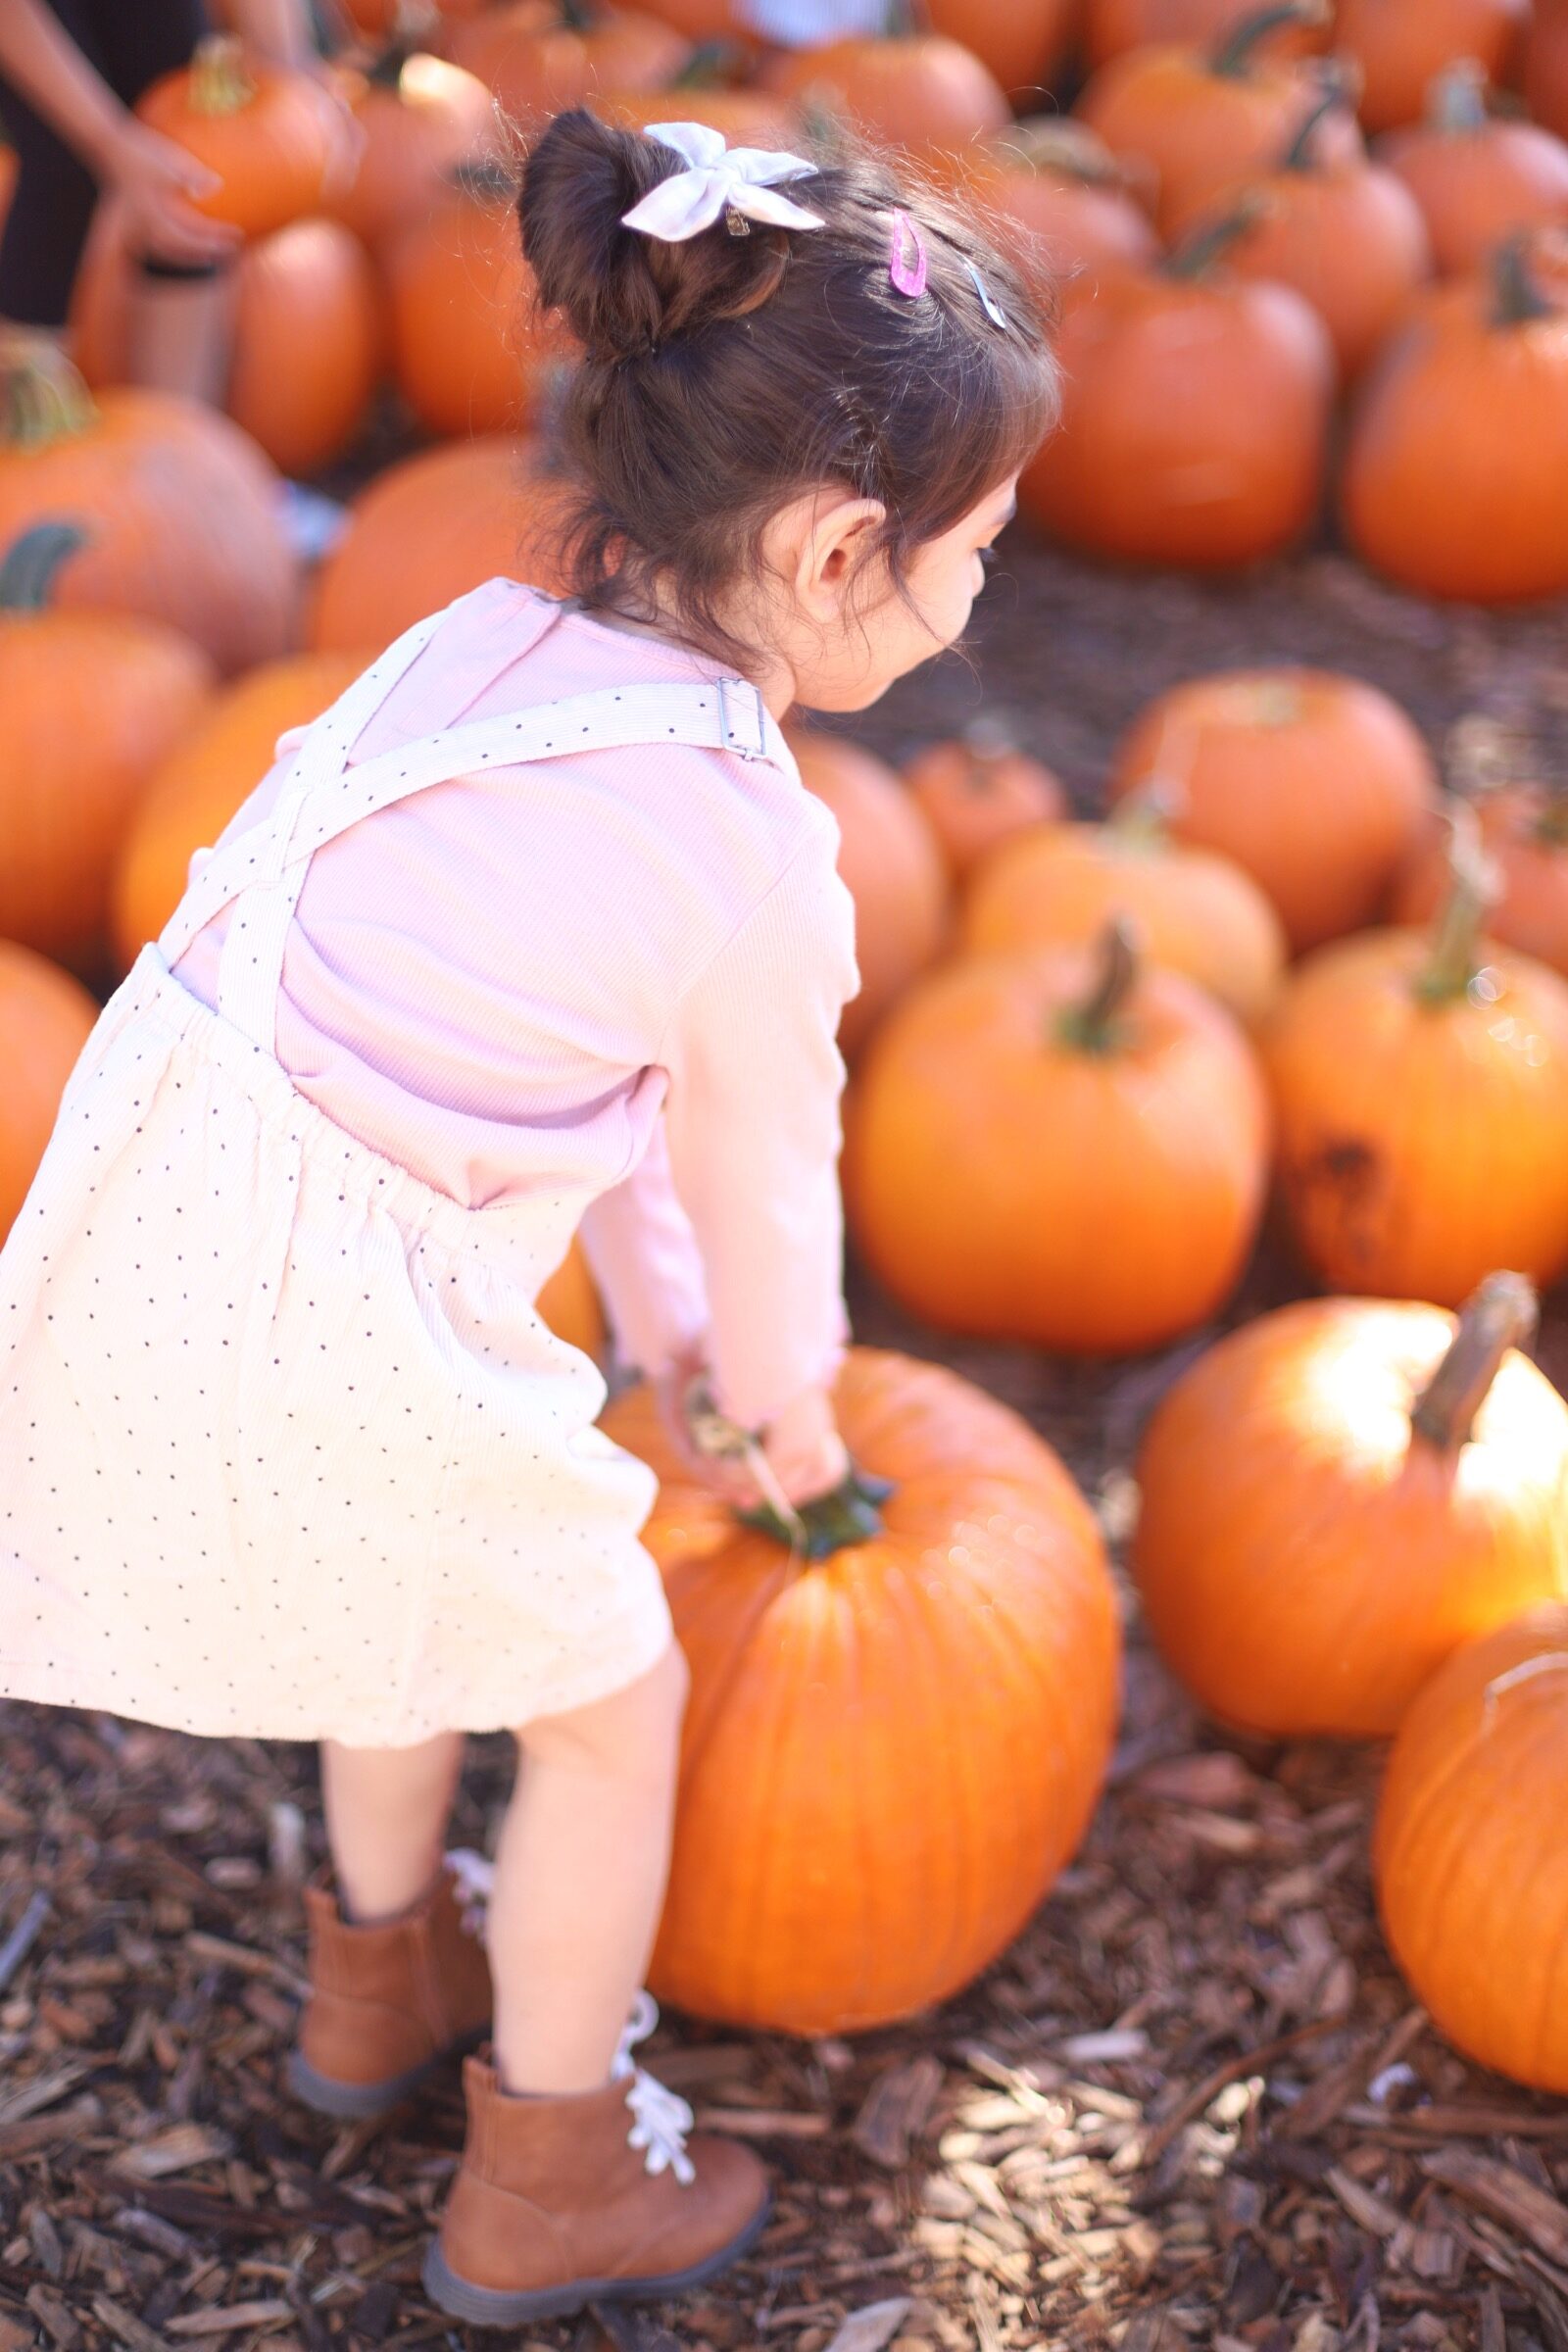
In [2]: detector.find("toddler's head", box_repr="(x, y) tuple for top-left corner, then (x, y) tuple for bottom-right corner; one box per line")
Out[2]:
(518, 111), (1059, 711)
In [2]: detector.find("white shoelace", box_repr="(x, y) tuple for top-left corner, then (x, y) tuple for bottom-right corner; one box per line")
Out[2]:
(443, 1847), (495, 1941)
(612, 1991), (697, 2186)
(440, 1862), (695, 2185)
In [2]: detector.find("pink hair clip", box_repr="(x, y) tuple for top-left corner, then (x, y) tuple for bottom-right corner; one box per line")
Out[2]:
(887, 209), (928, 299)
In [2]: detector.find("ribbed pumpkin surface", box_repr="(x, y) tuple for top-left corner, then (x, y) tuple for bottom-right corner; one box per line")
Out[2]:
(1376, 1602), (1568, 2089)
(603, 1348), (1120, 2034)
(1134, 1292), (1568, 1738)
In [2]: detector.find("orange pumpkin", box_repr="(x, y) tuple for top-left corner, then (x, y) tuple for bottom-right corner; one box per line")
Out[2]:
(0, 523), (216, 969)
(1379, 62), (1568, 277)
(787, 730), (949, 1058)
(1392, 788), (1568, 977)
(924, 0), (1078, 104)
(110, 653), (365, 970)
(0, 351), (296, 675)
(1109, 667), (1438, 952)
(1075, 1), (1358, 237)
(1525, 0), (1568, 141)
(534, 1241), (605, 1358)
(1375, 1601), (1568, 2091)
(763, 34), (1012, 174)
(384, 162), (569, 439)
(602, 1347), (1120, 2034)
(1083, 0), (1331, 67)
(903, 726), (1066, 880)
(959, 798), (1287, 1026)
(135, 35), (350, 238)
(1017, 211), (1335, 570)
(447, 0), (688, 123)
(966, 120), (1160, 293)
(590, 80), (802, 147)
(1262, 839), (1568, 1302)
(328, 48), (499, 255)
(1165, 77), (1433, 376)
(337, 0), (490, 34)
(1135, 1272), (1568, 1740)
(1342, 233), (1568, 604)
(74, 202), (384, 474)
(844, 924), (1270, 1354)
(0, 941), (100, 1247)
(308, 436), (573, 656)
(226, 220), (384, 476)
(1335, 0), (1531, 134)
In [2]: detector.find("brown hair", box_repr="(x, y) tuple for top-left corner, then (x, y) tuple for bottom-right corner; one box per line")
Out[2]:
(517, 109), (1059, 666)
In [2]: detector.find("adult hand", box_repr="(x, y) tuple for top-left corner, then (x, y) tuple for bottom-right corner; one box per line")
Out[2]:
(94, 118), (240, 266)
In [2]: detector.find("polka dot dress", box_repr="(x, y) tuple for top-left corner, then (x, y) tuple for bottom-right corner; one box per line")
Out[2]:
(0, 612), (798, 1747)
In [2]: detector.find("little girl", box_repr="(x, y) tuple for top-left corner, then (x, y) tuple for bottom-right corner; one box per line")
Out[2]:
(0, 108), (1056, 2322)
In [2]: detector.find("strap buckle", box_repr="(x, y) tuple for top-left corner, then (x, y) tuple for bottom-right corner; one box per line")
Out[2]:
(716, 677), (768, 762)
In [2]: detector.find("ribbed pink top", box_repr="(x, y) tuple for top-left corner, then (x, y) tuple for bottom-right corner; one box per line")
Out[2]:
(172, 582), (859, 1430)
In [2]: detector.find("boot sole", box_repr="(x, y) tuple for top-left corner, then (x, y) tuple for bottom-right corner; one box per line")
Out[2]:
(418, 2193), (771, 2325)
(285, 2026), (488, 2121)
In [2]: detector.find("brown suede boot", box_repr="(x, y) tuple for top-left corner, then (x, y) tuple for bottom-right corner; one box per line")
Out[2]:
(422, 1998), (769, 2324)
(285, 1850), (494, 2119)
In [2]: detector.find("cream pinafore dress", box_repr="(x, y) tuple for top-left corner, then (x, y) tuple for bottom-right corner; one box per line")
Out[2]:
(0, 606), (783, 1747)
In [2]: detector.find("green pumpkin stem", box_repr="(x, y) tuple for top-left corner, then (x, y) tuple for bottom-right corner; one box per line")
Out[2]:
(998, 118), (1128, 186)
(1280, 72), (1351, 171)
(0, 346), (97, 452)
(1410, 1271), (1539, 1451)
(190, 33), (257, 116)
(676, 39), (745, 88)
(1109, 780), (1177, 847)
(1427, 56), (1491, 134)
(1416, 806), (1500, 1003)
(1491, 233), (1559, 329)
(1058, 917), (1139, 1054)
(1211, 0), (1328, 78)
(447, 156), (518, 204)
(1163, 196), (1267, 278)
(739, 1463), (896, 1560)
(0, 521), (88, 612)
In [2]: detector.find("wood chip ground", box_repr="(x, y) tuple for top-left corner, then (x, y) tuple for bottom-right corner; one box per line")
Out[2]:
(12, 500), (1568, 2352)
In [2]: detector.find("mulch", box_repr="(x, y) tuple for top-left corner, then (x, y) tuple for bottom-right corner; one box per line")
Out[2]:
(7, 514), (1568, 2352)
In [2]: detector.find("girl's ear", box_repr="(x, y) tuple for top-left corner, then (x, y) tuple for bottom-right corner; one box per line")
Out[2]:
(786, 490), (890, 624)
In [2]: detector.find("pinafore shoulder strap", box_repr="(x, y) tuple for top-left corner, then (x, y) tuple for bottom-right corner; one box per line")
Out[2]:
(157, 608), (782, 1056)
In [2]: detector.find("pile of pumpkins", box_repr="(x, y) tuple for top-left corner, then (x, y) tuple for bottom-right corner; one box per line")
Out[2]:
(10, 0), (1568, 2056)
(4, 0), (1568, 605)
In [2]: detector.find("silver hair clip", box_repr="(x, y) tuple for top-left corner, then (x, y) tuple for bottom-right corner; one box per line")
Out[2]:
(966, 259), (1010, 331)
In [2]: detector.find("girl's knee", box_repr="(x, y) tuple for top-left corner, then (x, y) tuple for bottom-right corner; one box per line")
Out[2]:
(515, 1641), (688, 1771)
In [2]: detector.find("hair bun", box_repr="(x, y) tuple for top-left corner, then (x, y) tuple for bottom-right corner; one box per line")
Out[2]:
(519, 109), (790, 362)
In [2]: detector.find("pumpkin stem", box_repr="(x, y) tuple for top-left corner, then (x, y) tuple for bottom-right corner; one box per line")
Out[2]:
(739, 1463), (896, 1560)
(1211, 0), (1328, 78)
(1416, 804), (1501, 1003)
(189, 33), (257, 116)
(1280, 68), (1353, 171)
(0, 520), (88, 612)
(1491, 232), (1560, 328)
(675, 38), (747, 88)
(446, 155), (518, 204)
(1058, 917), (1139, 1054)
(993, 117), (1130, 187)
(0, 344), (96, 452)
(1163, 196), (1268, 278)
(1426, 55), (1492, 134)
(1534, 787), (1568, 849)
(1109, 780), (1178, 846)
(1410, 1271), (1538, 1451)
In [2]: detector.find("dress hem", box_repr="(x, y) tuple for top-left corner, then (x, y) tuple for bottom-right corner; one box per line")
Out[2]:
(0, 1608), (676, 1748)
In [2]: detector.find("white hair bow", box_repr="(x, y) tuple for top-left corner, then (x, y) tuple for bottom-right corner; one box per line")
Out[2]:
(620, 121), (824, 243)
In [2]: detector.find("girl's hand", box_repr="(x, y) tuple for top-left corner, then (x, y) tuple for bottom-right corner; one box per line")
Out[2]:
(652, 1348), (850, 1514)
(94, 119), (240, 266)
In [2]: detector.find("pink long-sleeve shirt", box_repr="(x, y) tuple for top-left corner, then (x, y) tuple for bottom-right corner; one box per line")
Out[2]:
(172, 581), (860, 1431)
